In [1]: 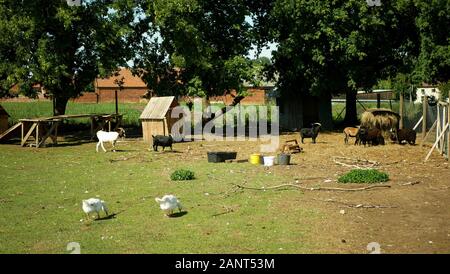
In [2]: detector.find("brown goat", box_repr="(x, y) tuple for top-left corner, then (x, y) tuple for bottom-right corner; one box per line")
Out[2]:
(343, 127), (360, 145)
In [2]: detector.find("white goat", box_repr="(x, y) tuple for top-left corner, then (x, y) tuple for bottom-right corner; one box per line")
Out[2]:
(155, 195), (183, 217)
(82, 198), (109, 219)
(96, 128), (125, 152)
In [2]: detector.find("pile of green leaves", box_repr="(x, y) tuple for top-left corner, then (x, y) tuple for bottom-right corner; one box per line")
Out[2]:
(338, 169), (389, 184)
(170, 169), (195, 181)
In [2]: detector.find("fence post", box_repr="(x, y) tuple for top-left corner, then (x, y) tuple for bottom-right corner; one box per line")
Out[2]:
(422, 95), (428, 143)
(448, 91), (450, 160)
(377, 93), (381, 108)
(399, 92), (404, 129)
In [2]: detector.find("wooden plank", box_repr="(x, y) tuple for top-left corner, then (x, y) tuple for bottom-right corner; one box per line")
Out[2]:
(0, 122), (22, 141)
(437, 104), (441, 153)
(421, 120), (437, 147)
(37, 121), (59, 148)
(21, 123), (37, 146)
(399, 92), (404, 129)
(422, 96), (428, 142)
(36, 122), (39, 147)
(425, 123), (449, 161)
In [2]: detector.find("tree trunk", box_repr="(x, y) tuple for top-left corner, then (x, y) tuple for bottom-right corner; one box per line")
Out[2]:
(54, 95), (69, 116)
(319, 94), (333, 130)
(343, 89), (358, 126)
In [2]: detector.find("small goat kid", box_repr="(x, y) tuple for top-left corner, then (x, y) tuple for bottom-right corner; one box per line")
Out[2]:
(82, 198), (109, 220)
(96, 128), (125, 152)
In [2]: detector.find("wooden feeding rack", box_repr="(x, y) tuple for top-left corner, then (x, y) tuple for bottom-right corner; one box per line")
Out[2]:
(281, 139), (303, 154)
(0, 113), (123, 148)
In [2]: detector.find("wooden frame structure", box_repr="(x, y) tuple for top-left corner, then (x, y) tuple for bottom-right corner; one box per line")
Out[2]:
(424, 101), (449, 161)
(0, 113), (122, 148)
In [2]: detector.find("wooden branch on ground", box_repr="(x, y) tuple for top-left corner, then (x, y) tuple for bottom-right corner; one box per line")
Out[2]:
(313, 198), (397, 209)
(398, 181), (421, 186)
(231, 183), (391, 192)
(211, 205), (234, 217)
(333, 156), (379, 169)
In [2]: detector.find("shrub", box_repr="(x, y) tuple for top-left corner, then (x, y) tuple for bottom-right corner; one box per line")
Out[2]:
(338, 169), (389, 184)
(170, 169), (195, 181)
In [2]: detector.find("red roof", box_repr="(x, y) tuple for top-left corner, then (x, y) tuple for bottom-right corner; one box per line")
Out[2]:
(95, 68), (147, 88)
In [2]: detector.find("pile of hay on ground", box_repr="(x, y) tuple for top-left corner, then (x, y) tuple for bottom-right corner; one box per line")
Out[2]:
(360, 108), (400, 133)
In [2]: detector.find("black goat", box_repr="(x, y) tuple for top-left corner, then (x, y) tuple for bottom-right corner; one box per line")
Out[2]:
(357, 127), (385, 146)
(152, 135), (173, 151)
(355, 126), (368, 145)
(300, 123), (321, 144)
(390, 128), (416, 145)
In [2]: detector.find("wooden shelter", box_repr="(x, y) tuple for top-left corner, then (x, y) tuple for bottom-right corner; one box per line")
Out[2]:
(0, 105), (10, 134)
(140, 96), (180, 144)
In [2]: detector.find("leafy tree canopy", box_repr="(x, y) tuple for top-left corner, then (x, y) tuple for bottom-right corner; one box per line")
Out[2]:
(0, 0), (141, 114)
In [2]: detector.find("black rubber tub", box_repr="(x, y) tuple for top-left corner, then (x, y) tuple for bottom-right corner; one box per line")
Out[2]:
(207, 152), (237, 163)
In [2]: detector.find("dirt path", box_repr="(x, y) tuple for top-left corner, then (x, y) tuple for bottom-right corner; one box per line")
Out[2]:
(175, 131), (450, 253)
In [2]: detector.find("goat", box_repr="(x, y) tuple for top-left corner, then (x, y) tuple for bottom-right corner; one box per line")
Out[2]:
(300, 123), (322, 144)
(357, 127), (385, 146)
(390, 128), (416, 145)
(96, 128), (125, 152)
(82, 198), (109, 219)
(152, 135), (173, 151)
(343, 126), (360, 145)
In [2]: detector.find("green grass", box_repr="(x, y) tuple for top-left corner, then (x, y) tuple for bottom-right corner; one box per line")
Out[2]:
(0, 141), (321, 254)
(337, 169), (389, 184)
(0, 101), (146, 128)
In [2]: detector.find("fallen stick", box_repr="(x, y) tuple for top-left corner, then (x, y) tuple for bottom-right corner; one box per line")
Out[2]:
(399, 181), (421, 186)
(314, 198), (397, 209)
(231, 183), (391, 192)
(333, 156), (379, 169)
(211, 205), (234, 217)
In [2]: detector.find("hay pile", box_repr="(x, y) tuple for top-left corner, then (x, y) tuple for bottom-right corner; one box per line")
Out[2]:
(360, 108), (400, 132)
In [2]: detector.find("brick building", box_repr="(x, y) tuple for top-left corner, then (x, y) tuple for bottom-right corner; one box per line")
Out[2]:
(74, 68), (150, 103)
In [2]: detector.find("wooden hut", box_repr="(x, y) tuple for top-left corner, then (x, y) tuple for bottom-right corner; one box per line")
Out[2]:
(0, 105), (10, 134)
(140, 96), (180, 144)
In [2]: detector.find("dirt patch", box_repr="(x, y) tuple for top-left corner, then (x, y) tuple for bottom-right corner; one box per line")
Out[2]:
(172, 131), (450, 253)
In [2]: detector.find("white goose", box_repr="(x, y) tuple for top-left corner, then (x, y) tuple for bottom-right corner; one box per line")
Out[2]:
(82, 198), (109, 219)
(155, 195), (182, 217)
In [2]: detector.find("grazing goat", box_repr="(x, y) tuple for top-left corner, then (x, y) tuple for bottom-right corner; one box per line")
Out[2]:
(82, 198), (109, 219)
(357, 127), (385, 146)
(343, 126), (360, 145)
(300, 123), (322, 144)
(96, 128), (125, 152)
(152, 135), (173, 151)
(155, 195), (182, 217)
(390, 128), (416, 145)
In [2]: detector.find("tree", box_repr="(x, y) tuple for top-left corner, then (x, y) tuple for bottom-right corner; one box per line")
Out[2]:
(413, 0), (450, 84)
(0, 0), (139, 115)
(134, 0), (264, 102)
(268, 0), (418, 126)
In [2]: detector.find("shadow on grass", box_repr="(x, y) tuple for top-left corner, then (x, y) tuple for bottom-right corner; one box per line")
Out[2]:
(95, 212), (120, 221)
(169, 211), (188, 218)
(110, 149), (140, 153)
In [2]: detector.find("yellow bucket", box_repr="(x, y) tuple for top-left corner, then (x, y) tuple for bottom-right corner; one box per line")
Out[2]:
(249, 153), (262, 165)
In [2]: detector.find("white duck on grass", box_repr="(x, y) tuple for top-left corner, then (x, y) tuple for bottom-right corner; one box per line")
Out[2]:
(82, 198), (109, 220)
(155, 195), (182, 217)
